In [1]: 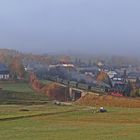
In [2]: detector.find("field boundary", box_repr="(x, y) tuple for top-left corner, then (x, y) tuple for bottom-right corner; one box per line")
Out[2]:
(0, 108), (81, 122)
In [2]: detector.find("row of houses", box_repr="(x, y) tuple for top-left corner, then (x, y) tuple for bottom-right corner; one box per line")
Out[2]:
(22, 59), (140, 96)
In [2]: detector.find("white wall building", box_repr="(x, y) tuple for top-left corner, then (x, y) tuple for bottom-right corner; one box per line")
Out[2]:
(0, 64), (10, 80)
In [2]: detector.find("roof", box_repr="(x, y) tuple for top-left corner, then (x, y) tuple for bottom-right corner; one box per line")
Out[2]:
(0, 71), (9, 75)
(0, 64), (10, 74)
(128, 72), (140, 77)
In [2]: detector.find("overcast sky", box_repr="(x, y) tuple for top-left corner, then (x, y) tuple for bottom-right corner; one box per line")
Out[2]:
(0, 0), (140, 56)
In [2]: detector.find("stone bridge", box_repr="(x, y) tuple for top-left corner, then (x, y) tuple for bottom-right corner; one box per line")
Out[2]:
(69, 87), (87, 101)
(58, 83), (99, 101)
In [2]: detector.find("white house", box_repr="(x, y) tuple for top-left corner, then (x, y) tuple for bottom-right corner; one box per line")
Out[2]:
(0, 64), (10, 80)
(107, 71), (117, 79)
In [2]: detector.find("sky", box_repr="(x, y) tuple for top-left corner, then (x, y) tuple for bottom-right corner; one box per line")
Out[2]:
(0, 0), (140, 56)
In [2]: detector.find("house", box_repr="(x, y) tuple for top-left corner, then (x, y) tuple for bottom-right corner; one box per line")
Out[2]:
(107, 71), (117, 79)
(24, 65), (34, 72)
(127, 72), (140, 82)
(77, 66), (100, 76)
(110, 74), (128, 93)
(111, 74), (125, 86)
(0, 64), (10, 80)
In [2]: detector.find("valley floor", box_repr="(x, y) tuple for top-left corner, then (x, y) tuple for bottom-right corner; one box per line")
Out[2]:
(0, 104), (140, 140)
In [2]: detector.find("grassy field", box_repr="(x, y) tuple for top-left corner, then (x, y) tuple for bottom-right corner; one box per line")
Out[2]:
(0, 82), (34, 93)
(0, 82), (49, 104)
(0, 81), (140, 140)
(0, 104), (140, 140)
(41, 80), (53, 85)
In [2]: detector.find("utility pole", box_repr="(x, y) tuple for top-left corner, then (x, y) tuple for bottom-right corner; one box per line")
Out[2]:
(66, 65), (71, 101)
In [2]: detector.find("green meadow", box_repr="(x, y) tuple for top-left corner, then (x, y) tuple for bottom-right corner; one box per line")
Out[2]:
(0, 104), (140, 140)
(0, 82), (140, 140)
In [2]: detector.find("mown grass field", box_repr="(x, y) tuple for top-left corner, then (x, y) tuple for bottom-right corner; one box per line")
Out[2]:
(0, 81), (140, 140)
(0, 104), (140, 140)
(0, 82), (49, 104)
(0, 82), (34, 93)
(41, 80), (53, 85)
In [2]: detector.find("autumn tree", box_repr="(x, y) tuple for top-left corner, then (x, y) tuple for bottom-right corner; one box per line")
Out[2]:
(59, 56), (71, 64)
(96, 71), (112, 87)
(9, 56), (25, 79)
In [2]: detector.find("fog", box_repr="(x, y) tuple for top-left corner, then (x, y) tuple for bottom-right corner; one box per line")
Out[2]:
(0, 0), (140, 56)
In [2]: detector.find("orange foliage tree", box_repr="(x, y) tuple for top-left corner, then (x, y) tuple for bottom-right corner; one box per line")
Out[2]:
(9, 56), (25, 79)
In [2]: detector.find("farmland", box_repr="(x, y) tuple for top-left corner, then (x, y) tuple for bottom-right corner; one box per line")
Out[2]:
(0, 82), (49, 104)
(0, 82), (140, 140)
(0, 82), (34, 93)
(41, 80), (53, 85)
(0, 104), (140, 140)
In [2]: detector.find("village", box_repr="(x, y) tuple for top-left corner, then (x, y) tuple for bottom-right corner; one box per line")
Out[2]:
(23, 57), (140, 99)
(1, 51), (140, 101)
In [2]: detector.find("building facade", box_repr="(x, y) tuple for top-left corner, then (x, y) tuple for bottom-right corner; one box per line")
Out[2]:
(0, 64), (10, 80)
